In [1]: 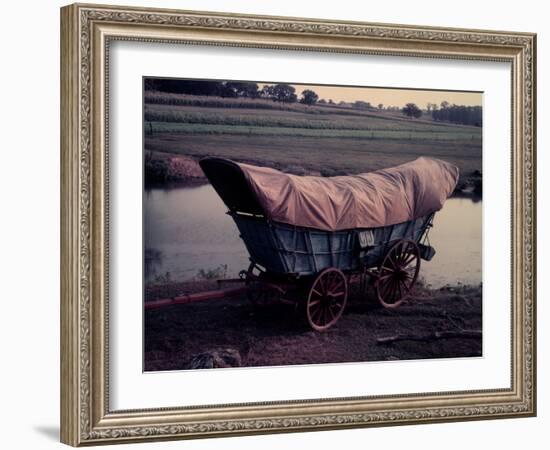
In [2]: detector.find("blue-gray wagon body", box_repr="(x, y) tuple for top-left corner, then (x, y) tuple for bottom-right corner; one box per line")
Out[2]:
(231, 212), (434, 276)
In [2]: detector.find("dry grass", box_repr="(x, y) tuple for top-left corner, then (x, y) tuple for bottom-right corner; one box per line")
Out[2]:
(145, 133), (481, 183)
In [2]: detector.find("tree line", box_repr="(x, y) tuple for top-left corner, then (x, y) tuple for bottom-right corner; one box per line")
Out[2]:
(145, 79), (481, 125)
(145, 79), (323, 105)
(431, 104), (482, 127)
(401, 101), (482, 126)
(144, 79), (359, 107)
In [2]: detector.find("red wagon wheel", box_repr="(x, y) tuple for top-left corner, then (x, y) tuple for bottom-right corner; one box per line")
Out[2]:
(376, 239), (420, 309)
(306, 268), (348, 331)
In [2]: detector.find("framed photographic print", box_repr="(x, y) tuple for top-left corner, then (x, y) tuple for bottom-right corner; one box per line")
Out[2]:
(60, 3), (537, 446)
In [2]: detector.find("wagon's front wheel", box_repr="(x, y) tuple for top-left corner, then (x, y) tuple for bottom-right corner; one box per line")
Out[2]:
(376, 239), (420, 309)
(306, 268), (348, 331)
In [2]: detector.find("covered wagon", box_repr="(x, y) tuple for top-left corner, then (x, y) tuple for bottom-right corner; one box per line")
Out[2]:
(199, 156), (459, 331)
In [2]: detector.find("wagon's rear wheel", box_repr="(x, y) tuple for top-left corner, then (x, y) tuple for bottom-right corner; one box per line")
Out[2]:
(244, 263), (281, 307)
(306, 268), (348, 331)
(376, 239), (420, 309)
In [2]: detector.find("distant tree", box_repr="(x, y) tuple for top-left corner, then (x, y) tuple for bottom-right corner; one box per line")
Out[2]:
(339, 100), (347, 106)
(224, 82), (259, 98)
(300, 89), (319, 105)
(352, 100), (372, 110)
(328, 99), (335, 105)
(271, 84), (297, 103)
(378, 103), (384, 110)
(260, 85), (274, 99)
(432, 104), (482, 126)
(144, 78), (159, 91)
(146, 79), (226, 96)
(318, 98), (327, 104)
(402, 103), (422, 118)
(440, 100), (450, 109)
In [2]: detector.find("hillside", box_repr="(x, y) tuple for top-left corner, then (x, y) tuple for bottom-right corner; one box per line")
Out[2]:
(143, 92), (482, 189)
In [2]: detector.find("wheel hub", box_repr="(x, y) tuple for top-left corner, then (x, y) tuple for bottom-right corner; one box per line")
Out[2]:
(394, 269), (409, 281)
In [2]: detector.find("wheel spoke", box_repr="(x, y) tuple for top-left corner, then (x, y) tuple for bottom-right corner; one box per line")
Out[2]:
(321, 306), (328, 325)
(384, 280), (395, 301)
(380, 278), (392, 298)
(326, 306), (334, 324)
(389, 281), (399, 302)
(311, 288), (323, 297)
(331, 271), (339, 289)
(396, 281), (403, 301)
(324, 274), (331, 293)
(395, 242), (405, 264)
(392, 280), (401, 301)
(316, 310), (324, 326)
(329, 271), (337, 290)
(395, 254), (404, 267)
(378, 273), (394, 282)
(317, 277), (324, 295)
(399, 241), (410, 263)
(394, 283), (402, 301)
(401, 253), (417, 267)
(312, 305), (322, 321)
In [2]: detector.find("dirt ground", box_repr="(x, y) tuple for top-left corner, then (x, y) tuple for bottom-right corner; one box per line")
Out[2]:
(144, 280), (482, 371)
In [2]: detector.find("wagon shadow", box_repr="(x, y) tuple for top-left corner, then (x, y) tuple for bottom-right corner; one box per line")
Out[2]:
(246, 303), (311, 336)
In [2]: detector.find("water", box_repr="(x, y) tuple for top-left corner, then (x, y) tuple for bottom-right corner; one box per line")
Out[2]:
(144, 184), (481, 288)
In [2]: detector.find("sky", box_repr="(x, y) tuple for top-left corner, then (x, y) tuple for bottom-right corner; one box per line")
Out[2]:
(275, 83), (482, 108)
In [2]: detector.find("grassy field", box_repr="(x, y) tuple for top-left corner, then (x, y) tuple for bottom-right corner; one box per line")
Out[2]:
(144, 92), (482, 185)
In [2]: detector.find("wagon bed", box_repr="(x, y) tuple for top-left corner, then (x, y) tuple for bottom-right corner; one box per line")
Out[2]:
(231, 210), (434, 276)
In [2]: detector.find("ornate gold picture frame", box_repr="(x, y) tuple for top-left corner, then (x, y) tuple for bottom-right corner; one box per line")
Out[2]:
(60, 3), (536, 446)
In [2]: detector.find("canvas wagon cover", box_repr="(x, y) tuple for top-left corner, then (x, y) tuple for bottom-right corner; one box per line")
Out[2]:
(236, 157), (459, 231)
